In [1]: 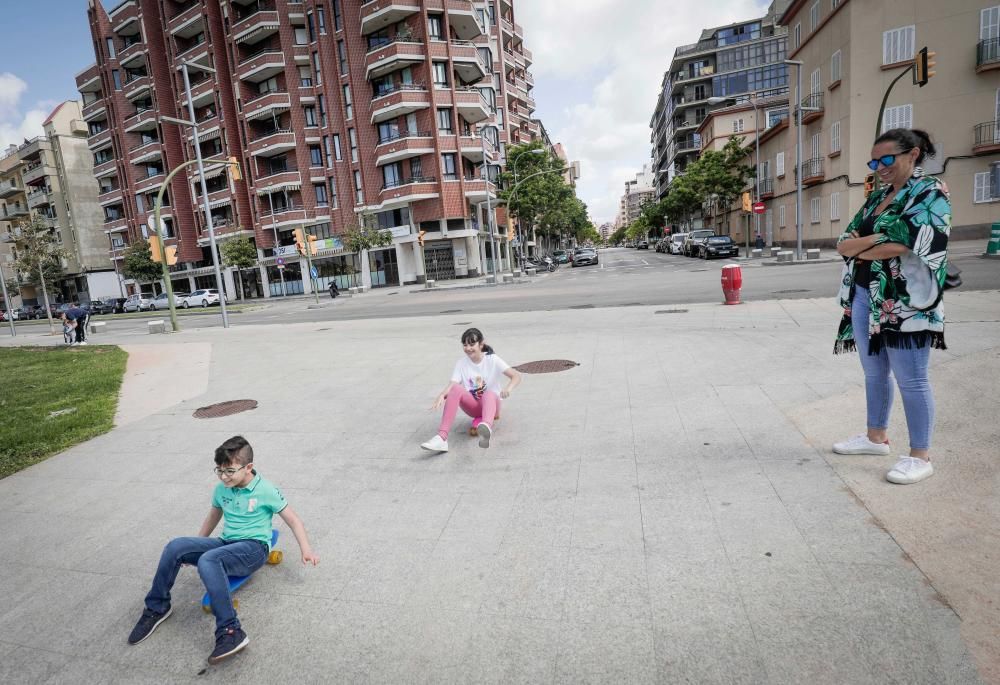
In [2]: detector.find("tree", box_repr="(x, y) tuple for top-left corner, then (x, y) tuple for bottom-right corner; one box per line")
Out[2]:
(121, 239), (162, 286)
(9, 215), (68, 332)
(220, 234), (258, 301)
(498, 143), (569, 245)
(687, 137), (755, 230)
(344, 221), (393, 254)
(609, 226), (628, 245)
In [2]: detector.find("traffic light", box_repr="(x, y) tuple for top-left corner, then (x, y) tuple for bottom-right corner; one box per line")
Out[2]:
(164, 246), (178, 266)
(417, 230), (427, 247)
(293, 228), (306, 255)
(148, 236), (163, 263)
(864, 173), (876, 197)
(307, 234), (318, 255)
(741, 192), (752, 213)
(914, 46), (936, 87)
(227, 156), (242, 181)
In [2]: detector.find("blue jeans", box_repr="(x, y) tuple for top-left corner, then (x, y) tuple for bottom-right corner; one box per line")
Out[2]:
(851, 287), (935, 450)
(144, 536), (268, 636)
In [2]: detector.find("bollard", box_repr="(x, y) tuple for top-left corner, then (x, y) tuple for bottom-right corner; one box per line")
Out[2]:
(751, 249), (763, 259)
(721, 264), (742, 305)
(147, 320), (166, 334)
(776, 251), (794, 263)
(485, 275), (496, 285)
(502, 273), (514, 284)
(89, 321), (107, 335)
(806, 248), (820, 260)
(525, 267), (537, 277)
(425, 279), (435, 289)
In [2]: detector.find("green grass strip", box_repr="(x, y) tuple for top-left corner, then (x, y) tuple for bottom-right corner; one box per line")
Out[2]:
(0, 345), (128, 479)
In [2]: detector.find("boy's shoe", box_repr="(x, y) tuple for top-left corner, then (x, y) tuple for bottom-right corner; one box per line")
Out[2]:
(476, 422), (492, 448)
(832, 434), (891, 455)
(208, 627), (249, 664)
(127, 607), (172, 645)
(420, 435), (448, 452)
(886, 456), (934, 484)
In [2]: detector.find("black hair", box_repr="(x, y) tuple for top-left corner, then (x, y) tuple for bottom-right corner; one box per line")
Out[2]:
(215, 435), (254, 466)
(460, 327), (494, 355)
(874, 128), (936, 165)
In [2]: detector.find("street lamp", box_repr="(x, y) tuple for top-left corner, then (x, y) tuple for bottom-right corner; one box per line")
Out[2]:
(708, 93), (763, 250)
(784, 59), (820, 261)
(478, 123), (502, 282)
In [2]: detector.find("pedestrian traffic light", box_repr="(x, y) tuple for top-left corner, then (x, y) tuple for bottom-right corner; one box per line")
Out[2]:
(148, 236), (163, 263)
(164, 246), (178, 266)
(307, 234), (318, 255)
(741, 192), (752, 213)
(864, 173), (876, 197)
(417, 230), (427, 247)
(914, 46), (936, 87)
(227, 157), (242, 181)
(293, 228), (306, 255)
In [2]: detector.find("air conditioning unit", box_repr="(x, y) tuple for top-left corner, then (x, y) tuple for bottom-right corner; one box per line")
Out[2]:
(990, 162), (1000, 201)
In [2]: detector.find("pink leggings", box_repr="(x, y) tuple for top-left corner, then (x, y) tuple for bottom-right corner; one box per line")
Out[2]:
(437, 385), (499, 440)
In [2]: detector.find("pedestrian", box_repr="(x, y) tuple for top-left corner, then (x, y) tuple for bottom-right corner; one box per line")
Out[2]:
(421, 327), (522, 452)
(755, 234), (765, 250)
(127, 435), (319, 664)
(61, 312), (76, 345)
(832, 128), (950, 485)
(66, 302), (88, 345)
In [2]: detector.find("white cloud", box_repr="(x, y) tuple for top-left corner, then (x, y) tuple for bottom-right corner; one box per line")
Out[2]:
(516, 0), (770, 223)
(0, 72), (52, 153)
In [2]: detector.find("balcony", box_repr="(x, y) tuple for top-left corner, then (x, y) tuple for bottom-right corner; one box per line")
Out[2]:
(87, 127), (112, 151)
(675, 138), (701, 153)
(973, 121), (1000, 155)
(232, 8), (279, 45)
(187, 75), (216, 107)
(123, 74), (152, 101)
(374, 131), (434, 166)
(249, 129), (296, 157)
(26, 188), (52, 210)
(360, 0), (420, 35)
(98, 187), (123, 206)
(255, 170), (302, 196)
(168, 2), (204, 36)
(370, 84), (431, 124)
(75, 64), (100, 93)
(22, 162), (54, 185)
(365, 39), (426, 80)
(82, 98), (106, 122)
(259, 201), (307, 228)
(799, 92), (824, 124)
(237, 48), (285, 83)
(458, 134), (484, 162)
(976, 38), (1000, 73)
(446, 0), (483, 40)
(463, 177), (490, 202)
(124, 108), (157, 132)
(129, 140), (162, 164)
(795, 157), (824, 185)
(759, 178), (774, 199)
(93, 158), (117, 178)
(522, 47), (533, 66)
(104, 217), (129, 236)
(454, 88), (490, 124)
(135, 172), (165, 194)
(0, 179), (22, 199)
(379, 175), (439, 207)
(2, 204), (29, 219)
(450, 41), (489, 84)
(244, 90), (291, 121)
(118, 38), (147, 67)
(18, 136), (51, 160)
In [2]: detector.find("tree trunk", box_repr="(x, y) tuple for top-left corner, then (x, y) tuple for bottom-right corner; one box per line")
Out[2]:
(39, 264), (55, 335)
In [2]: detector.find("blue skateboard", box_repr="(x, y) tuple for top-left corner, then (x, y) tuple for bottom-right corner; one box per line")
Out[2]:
(201, 529), (282, 614)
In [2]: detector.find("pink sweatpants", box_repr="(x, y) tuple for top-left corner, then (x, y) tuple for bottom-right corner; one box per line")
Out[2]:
(437, 385), (499, 440)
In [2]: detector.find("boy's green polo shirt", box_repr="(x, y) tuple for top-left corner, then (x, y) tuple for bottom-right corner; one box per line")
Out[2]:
(211, 472), (286, 550)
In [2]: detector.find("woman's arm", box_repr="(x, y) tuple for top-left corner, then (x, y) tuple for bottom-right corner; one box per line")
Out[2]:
(501, 368), (522, 399)
(836, 232), (881, 258)
(856, 242), (909, 260)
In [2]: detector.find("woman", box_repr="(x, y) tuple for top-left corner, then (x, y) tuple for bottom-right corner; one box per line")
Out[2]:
(833, 128), (950, 485)
(421, 328), (522, 453)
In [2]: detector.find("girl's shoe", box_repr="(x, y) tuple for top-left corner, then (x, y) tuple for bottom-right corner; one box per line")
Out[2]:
(476, 422), (492, 448)
(886, 456), (933, 484)
(420, 435), (448, 452)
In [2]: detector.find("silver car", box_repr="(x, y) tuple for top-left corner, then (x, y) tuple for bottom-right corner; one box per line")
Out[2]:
(123, 293), (153, 312)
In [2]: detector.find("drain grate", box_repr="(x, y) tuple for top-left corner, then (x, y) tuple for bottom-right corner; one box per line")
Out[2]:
(772, 289), (811, 294)
(513, 359), (579, 374)
(655, 309), (689, 314)
(193, 399), (258, 419)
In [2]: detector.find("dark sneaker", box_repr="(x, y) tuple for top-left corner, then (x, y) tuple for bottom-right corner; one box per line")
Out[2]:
(208, 627), (249, 664)
(127, 607), (172, 645)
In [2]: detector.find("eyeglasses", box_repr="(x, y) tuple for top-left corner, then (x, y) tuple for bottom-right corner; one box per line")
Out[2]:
(214, 465), (247, 477)
(866, 149), (913, 171)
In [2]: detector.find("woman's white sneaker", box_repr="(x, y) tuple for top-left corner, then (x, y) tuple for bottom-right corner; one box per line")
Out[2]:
(886, 456), (934, 484)
(832, 434), (891, 455)
(420, 435), (448, 452)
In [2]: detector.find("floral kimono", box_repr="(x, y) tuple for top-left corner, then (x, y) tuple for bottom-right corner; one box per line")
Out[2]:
(834, 174), (950, 355)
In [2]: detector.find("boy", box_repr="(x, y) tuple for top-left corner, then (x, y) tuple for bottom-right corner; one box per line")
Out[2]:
(128, 435), (318, 664)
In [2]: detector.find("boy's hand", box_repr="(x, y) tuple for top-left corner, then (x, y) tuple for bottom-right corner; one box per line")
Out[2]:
(301, 548), (319, 566)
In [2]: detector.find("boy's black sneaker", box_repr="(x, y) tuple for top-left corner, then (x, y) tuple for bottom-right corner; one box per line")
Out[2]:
(208, 627), (249, 664)
(127, 607), (172, 645)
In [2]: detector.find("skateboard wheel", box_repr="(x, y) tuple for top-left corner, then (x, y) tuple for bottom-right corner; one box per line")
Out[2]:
(202, 604), (212, 614)
(468, 427), (478, 437)
(267, 550), (283, 565)
(232, 599), (239, 610)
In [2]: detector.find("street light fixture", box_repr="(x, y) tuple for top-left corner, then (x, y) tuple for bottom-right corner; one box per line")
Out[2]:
(708, 93), (764, 250)
(478, 123), (502, 282)
(783, 59), (819, 260)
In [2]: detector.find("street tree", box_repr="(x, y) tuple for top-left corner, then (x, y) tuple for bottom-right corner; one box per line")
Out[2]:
(121, 239), (162, 288)
(9, 215), (68, 332)
(498, 143), (569, 249)
(344, 217), (393, 254)
(687, 137), (755, 230)
(220, 234), (258, 301)
(609, 226), (628, 245)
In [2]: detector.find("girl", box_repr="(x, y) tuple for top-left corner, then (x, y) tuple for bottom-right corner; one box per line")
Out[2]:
(421, 328), (522, 452)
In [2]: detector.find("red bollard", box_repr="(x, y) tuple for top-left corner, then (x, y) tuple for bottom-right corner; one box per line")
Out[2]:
(721, 264), (742, 305)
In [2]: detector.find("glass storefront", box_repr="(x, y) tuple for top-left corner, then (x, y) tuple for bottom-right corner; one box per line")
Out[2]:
(314, 253), (361, 291)
(368, 247), (398, 287)
(267, 262), (303, 296)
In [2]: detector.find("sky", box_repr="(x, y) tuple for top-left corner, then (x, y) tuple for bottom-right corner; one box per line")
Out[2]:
(0, 0), (771, 224)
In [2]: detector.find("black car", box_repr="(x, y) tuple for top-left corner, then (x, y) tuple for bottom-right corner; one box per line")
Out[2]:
(87, 298), (116, 315)
(699, 235), (739, 259)
(16, 305), (37, 320)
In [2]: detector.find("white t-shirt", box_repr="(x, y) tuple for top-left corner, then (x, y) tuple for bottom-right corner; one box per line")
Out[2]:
(451, 354), (510, 399)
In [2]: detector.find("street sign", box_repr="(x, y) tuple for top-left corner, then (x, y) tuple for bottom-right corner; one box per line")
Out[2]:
(752, 202), (766, 214)
(310, 266), (318, 279)
(276, 264), (285, 270)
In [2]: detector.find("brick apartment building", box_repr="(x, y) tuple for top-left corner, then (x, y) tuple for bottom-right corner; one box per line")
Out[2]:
(77, 0), (538, 296)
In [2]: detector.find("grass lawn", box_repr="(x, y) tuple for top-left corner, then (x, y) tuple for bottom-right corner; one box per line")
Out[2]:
(0, 346), (128, 479)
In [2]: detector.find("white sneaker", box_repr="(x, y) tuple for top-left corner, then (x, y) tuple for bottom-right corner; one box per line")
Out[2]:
(476, 422), (492, 448)
(420, 435), (448, 452)
(832, 434), (891, 455)
(886, 456), (934, 484)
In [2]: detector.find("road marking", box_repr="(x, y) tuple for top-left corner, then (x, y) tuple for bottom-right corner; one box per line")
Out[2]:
(641, 259), (649, 265)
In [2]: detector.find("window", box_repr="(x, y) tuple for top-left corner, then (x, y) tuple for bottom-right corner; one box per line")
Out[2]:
(258, 77), (279, 94)
(309, 145), (322, 166)
(983, 7), (1000, 41)
(307, 12), (315, 42)
(974, 171), (994, 203)
(882, 104), (912, 132)
(317, 7), (326, 34)
(793, 23), (801, 50)
(373, 75), (393, 97)
(428, 14), (444, 40)
(349, 128), (358, 162)
(732, 118), (744, 133)
(830, 191), (840, 220)
(830, 121), (841, 153)
(106, 37), (116, 58)
(354, 170), (363, 203)
(338, 41), (348, 75)
(333, 134), (342, 160)
(323, 136), (332, 166)
(441, 153), (457, 180)
(329, 177), (338, 208)
(343, 85), (352, 120)
(319, 95), (327, 126)
(759, 159), (770, 180)
(112, 69), (121, 90)
(383, 162), (403, 188)
(410, 157), (422, 177)
(313, 52), (322, 86)
(433, 62), (448, 87)
(810, 197), (821, 223)
(883, 26), (915, 65)
(776, 151), (785, 177)
(810, 2), (820, 31)
(437, 107), (453, 133)
(304, 106), (317, 127)
(298, 65), (313, 87)
(766, 108), (788, 127)
(294, 27), (308, 45)
(779, 204), (786, 227)
(811, 132), (821, 160)
(810, 68), (821, 95)
(333, 0), (342, 31)
(831, 50), (842, 83)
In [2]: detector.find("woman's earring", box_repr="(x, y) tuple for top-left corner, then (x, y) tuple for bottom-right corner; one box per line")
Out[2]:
(912, 166), (924, 178)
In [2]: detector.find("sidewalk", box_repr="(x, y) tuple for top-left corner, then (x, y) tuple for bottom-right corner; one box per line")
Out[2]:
(0, 293), (996, 683)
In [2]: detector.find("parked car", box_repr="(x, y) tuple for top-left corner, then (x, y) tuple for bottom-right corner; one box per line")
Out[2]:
(572, 248), (599, 267)
(636, 240), (649, 250)
(683, 230), (716, 256)
(698, 235), (740, 259)
(16, 305), (37, 320)
(149, 292), (188, 311)
(123, 294), (153, 312)
(551, 249), (570, 264)
(669, 233), (689, 254)
(110, 297), (127, 314)
(181, 288), (225, 308)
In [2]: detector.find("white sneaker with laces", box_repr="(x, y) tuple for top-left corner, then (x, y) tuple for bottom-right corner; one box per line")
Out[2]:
(886, 456), (934, 484)
(476, 422), (492, 448)
(420, 435), (448, 452)
(832, 434), (891, 455)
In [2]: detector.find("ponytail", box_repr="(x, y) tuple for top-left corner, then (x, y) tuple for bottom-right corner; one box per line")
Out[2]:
(460, 327), (495, 355)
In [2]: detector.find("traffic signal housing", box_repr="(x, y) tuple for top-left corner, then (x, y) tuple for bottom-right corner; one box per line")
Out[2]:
(148, 236), (163, 263)
(307, 234), (318, 255)
(293, 228), (306, 255)
(914, 46), (936, 87)
(741, 192), (752, 213)
(864, 173), (876, 197)
(417, 230), (427, 247)
(164, 246), (178, 266)
(227, 157), (242, 181)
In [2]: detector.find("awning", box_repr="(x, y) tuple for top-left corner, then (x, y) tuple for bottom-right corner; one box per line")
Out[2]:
(245, 104), (289, 122)
(195, 126), (221, 143)
(235, 24), (279, 44)
(208, 197), (231, 209)
(256, 182), (301, 196)
(196, 163), (227, 180)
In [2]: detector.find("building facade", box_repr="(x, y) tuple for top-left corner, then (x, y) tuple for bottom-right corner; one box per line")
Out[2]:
(77, 0), (539, 296)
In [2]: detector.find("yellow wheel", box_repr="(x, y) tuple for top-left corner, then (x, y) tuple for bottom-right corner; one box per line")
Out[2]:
(267, 550), (283, 565)
(202, 604), (212, 614)
(232, 599), (239, 610)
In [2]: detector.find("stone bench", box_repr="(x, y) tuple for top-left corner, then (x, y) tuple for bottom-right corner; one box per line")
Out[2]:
(776, 251), (795, 263)
(425, 279), (435, 289)
(485, 275), (496, 285)
(89, 321), (107, 335)
(750, 249), (763, 259)
(348, 287), (359, 295)
(806, 248), (821, 260)
(525, 267), (537, 277)
(502, 273), (515, 284)
(147, 320), (166, 334)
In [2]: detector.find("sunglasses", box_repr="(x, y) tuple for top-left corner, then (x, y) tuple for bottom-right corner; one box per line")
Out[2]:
(866, 148), (913, 171)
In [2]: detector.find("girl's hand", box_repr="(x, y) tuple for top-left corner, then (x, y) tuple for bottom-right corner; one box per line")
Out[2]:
(431, 394), (445, 410)
(500, 388), (510, 399)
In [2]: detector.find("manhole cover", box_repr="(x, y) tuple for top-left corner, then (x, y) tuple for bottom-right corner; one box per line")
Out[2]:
(690, 268), (708, 272)
(440, 309), (462, 314)
(513, 359), (579, 374)
(316, 328), (331, 331)
(193, 399), (258, 419)
(655, 309), (689, 314)
(570, 304), (595, 309)
(772, 289), (811, 294)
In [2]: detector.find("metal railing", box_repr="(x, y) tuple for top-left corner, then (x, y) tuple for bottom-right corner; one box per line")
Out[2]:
(233, 2), (275, 22)
(260, 201), (303, 216)
(238, 46), (283, 65)
(973, 121), (1000, 148)
(977, 38), (1000, 68)
(365, 35), (424, 54)
(759, 178), (774, 196)
(799, 91), (824, 113)
(382, 175), (435, 190)
(376, 130), (432, 144)
(245, 88), (288, 105)
(795, 157), (824, 179)
(250, 128), (293, 142)
(129, 138), (160, 151)
(371, 82), (427, 100)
